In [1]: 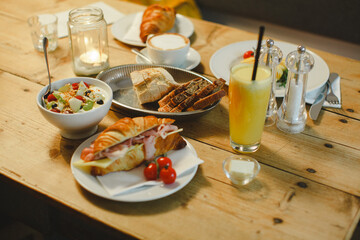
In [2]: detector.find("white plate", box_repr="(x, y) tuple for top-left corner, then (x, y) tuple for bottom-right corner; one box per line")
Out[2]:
(209, 40), (330, 97)
(136, 47), (201, 70)
(111, 12), (194, 47)
(71, 134), (199, 202)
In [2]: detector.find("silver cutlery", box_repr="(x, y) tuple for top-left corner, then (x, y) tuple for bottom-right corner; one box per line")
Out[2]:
(309, 83), (328, 120)
(325, 72), (340, 104)
(42, 37), (52, 106)
(131, 48), (153, 64)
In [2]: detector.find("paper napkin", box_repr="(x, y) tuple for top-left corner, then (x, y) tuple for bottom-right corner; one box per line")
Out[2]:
(306, 74), (342, 108)
(123, 12), (143, 44)
(97, 145), (204, 196)
(55, 1), (124, 38)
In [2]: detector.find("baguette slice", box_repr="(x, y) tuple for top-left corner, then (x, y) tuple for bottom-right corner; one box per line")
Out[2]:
(171, 78), (226, 112)
(187, 89), (226, 111)
(158, 78), (209, 112)
(158, 79), (197, 107)
(130, 68), (179, 104)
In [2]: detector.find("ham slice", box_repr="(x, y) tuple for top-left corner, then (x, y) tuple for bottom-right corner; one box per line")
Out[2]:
(80, 124), (180, 162)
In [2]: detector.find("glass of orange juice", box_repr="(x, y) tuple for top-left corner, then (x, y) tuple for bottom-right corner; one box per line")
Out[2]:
(229, 63), (272, 153)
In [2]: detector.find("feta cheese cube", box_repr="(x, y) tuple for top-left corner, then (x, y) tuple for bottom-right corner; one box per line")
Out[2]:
(69, 97), (83, 112)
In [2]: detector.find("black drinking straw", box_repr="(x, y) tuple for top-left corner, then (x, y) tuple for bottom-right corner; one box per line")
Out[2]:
(251, 26), (265, 81)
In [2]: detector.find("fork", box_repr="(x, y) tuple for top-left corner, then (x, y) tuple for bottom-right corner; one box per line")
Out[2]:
(325, 73), (340, 104)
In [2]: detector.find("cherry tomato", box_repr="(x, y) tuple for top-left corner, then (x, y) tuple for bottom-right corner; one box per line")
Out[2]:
(144, 163), (157, 180)
(157, 157), (172, 170)
(75, 95), (85, 102)
(243, 50), (254, 59)
(47, 93), (57, 102)
(72, 83), (79, 90)
(160, 166), (176, 184)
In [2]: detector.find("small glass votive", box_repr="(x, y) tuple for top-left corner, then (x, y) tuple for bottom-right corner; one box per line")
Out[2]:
(223, 155), (260, 186)
(27, 14), (58, 52)
(68, 7), (109, 76)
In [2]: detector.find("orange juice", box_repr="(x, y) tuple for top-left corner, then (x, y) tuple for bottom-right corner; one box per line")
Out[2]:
(229, 63), (272, 152)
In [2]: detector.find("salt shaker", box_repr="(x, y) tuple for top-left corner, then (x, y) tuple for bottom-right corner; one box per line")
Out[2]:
(276, 46), (314, 133)
(260, 39), (283, 126)
(68, 7), (110, 76)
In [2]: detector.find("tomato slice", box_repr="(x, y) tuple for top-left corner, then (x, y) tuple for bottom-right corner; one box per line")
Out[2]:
(75, 95), (85, 102)
(50, 108), (60, 113)
(72, 83), (79, 90)
(83, 82), (90, 88)
(47, 93), (57, 102)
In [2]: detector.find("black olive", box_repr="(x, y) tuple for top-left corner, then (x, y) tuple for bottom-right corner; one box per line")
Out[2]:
(85, 90), (91, 97)
(97, 99), (104, 105)
(52, 103), (58, 108)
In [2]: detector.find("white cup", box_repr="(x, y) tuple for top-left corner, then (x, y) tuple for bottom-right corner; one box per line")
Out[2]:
(146, 33), (190, 67)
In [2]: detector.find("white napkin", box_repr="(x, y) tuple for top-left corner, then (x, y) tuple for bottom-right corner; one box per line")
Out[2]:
(122, 12), (144, 44)
(97, 145), (204, 196)
(55, 1), (124, 38)
(305, 74), (342, 108)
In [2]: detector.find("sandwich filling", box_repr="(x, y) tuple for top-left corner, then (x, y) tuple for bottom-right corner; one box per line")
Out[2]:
(80, 123), (182, 163)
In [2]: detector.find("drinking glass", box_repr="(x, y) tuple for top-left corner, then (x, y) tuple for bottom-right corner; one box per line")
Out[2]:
(28, 14), (58, 52)
(229, 59), (272, 153)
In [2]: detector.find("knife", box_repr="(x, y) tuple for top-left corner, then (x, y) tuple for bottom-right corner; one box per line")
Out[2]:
(309, 83), (328, 120)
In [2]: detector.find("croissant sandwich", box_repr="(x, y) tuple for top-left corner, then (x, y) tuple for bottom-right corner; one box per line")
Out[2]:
(73, 116), (186, 176)
(140, 4), (176, 43)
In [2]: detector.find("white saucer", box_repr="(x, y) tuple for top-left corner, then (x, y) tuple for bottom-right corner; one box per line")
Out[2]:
(136, 47), (201, 70)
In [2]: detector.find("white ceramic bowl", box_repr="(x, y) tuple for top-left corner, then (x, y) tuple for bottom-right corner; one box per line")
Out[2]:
(36, 77), (113, 139)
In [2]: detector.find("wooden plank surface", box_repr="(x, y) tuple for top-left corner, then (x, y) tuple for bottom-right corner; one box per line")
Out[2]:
(1, 73), (359, 240)
(0, 0), (359, 239)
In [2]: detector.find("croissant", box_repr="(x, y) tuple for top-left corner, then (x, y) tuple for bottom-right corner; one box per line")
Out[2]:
(140, 4), (176, 43)
(73, 116), (187, 176)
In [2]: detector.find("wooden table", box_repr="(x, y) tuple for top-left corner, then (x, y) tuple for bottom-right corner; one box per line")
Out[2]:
(1, 0), (359, 239)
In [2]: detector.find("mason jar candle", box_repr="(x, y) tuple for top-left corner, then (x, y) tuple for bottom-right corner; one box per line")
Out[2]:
(68, 7), (109, 76)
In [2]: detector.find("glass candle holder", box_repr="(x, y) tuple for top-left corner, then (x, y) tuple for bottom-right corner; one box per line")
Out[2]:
(68, 7), (109, 76)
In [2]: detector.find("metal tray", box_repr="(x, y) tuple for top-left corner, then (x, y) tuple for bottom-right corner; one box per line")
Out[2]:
(96, 64), (220, 120)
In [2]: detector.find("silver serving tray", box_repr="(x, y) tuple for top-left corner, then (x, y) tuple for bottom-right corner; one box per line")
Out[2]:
(96, 64), (220, 121)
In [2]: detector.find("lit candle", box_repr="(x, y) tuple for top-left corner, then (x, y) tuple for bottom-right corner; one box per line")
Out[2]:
(79, 50), (108, 66)
(74, 50), (109, 76)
